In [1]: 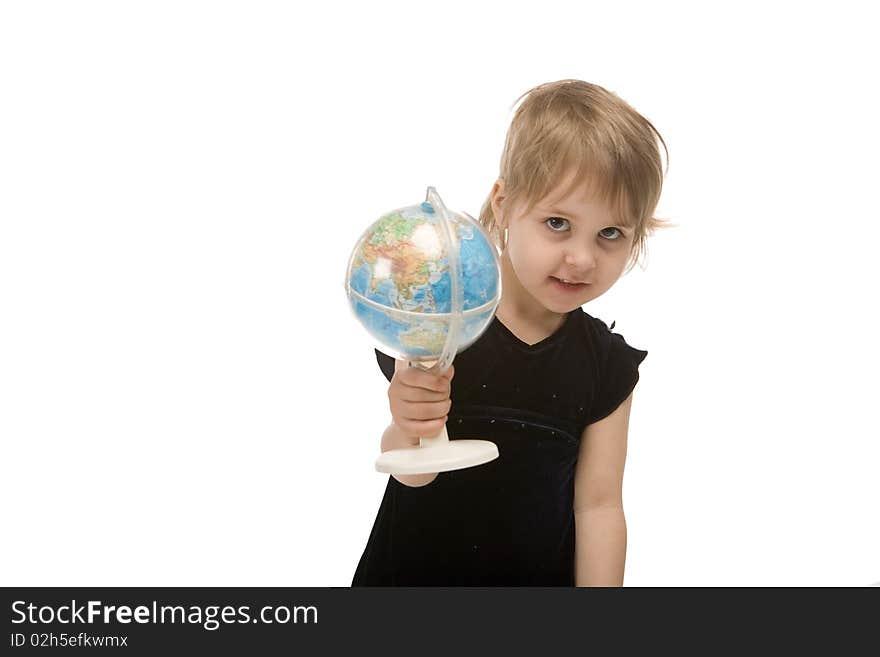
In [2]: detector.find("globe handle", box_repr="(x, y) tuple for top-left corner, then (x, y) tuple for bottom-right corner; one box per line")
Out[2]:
(419, 423), (450, 449)
(424, 186), (461, 376)
(404, 357), (450, 446)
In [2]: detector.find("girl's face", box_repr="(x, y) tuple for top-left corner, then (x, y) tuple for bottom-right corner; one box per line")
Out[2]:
(491, 172), (634, 316)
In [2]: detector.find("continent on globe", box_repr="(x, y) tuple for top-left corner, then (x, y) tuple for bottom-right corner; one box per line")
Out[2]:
(399, 324), (448, 355)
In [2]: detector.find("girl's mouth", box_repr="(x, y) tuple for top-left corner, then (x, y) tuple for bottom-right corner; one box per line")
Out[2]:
(550, 276), (589, 292)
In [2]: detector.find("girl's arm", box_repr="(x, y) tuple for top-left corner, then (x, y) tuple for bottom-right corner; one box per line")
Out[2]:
(380, 359), (450, 488)
(573, 391), (634, 586)
(380, 422), (438, 487)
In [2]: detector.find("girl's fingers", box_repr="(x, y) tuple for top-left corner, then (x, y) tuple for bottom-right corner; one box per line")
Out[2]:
(397, 417), (448, 438)
(391, 397), (452, 421)
(400, 399), (452, 420)
(398, 367), (452, 393)
(398, 386), (449, 403)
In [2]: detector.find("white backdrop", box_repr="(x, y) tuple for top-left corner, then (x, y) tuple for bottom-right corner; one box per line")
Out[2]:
(1, 0), (877, 587)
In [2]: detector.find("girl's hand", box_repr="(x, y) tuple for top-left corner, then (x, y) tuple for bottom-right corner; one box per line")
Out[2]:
(387, 359), (454, 440)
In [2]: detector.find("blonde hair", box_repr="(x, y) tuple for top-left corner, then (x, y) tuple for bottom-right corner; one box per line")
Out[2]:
(478, 79), (675, 273)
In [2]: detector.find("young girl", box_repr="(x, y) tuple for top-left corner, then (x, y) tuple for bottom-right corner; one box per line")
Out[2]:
(352, 79), (670, 587)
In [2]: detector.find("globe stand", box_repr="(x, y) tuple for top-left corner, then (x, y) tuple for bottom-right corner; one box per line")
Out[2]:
(347, 185), (502, 476)
(375, 424), (499, 475)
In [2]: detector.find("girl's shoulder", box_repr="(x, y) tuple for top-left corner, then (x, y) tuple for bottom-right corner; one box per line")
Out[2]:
(575, 306), (617, 338)
(575, 308), (647, 361)
(574, 308), (649, 425)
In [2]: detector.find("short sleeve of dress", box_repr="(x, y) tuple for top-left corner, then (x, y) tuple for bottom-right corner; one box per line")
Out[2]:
(587, 322), (648, 425)
(374, 349), (396, 383)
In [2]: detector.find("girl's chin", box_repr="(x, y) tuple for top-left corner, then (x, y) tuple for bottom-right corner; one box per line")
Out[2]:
(515, 280), (594, 315)
(535, 295), (588, 315)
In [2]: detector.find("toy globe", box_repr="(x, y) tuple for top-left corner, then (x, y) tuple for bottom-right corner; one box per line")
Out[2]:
(345, 187), (501, 475)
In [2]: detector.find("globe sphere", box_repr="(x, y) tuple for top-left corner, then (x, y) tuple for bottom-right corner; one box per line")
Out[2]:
(345, 193), (501, 362)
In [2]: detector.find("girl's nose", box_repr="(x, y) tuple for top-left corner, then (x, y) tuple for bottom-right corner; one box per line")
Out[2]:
(564, 245), (597, 272)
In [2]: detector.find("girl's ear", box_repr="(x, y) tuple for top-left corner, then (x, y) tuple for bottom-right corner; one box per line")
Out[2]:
(490, 177), (507, 229)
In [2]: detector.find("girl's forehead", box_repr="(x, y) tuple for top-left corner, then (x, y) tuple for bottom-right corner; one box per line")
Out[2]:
(544, 171), (607, 206)
(533, 181), (615, 219)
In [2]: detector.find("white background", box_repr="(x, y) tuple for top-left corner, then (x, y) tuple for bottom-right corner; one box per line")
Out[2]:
(1, 1), (877, 587)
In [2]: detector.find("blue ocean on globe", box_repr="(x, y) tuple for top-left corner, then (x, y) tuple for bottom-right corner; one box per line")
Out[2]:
(346, 203), (501, 360)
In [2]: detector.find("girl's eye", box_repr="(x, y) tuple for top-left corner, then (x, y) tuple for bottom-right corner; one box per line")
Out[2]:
(545, 217), (627, 241)
(545, 217), (570, 232)
(600, 227), (625, 241)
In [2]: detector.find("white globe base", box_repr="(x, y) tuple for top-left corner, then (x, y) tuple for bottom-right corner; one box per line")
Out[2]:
(375, 425), (499, 475)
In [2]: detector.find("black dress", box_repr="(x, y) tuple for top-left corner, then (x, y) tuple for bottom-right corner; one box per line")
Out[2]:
(351, 307), (648, 586)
